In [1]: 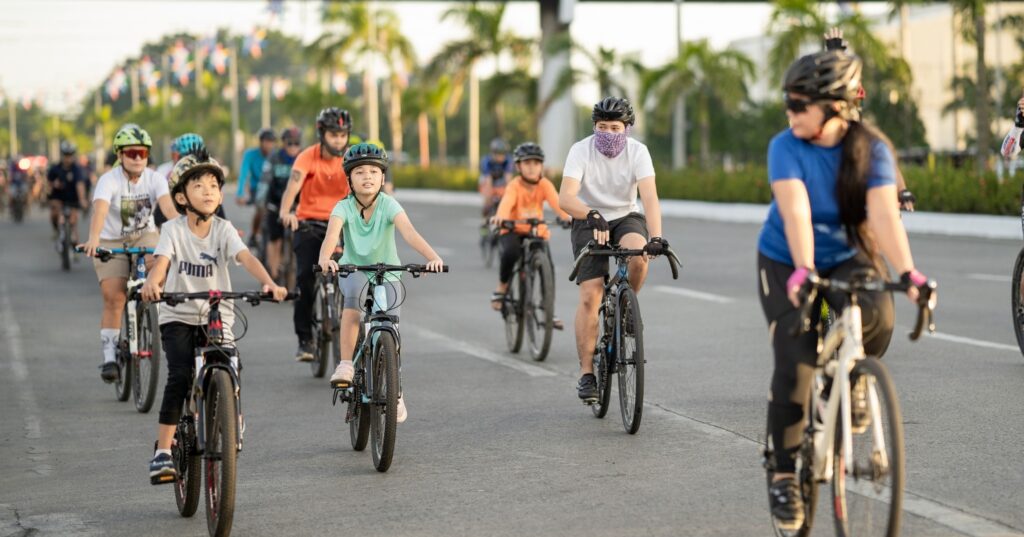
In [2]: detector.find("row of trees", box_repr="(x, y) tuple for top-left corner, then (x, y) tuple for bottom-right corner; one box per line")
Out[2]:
(3, 0), (1021, 176)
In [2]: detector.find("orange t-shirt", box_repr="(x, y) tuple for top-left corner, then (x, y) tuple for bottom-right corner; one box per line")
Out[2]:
(494, 176), (570, 240)
(293, 144), (349, 221)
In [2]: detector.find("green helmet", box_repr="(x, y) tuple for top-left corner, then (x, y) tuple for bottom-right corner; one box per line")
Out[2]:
(112, 123), (153, 152)
(343, 142), (389, 175)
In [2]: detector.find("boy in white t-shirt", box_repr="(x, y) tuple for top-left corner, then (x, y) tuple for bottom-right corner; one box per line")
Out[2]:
(557, 97), (669, 403)
(78, 124), (179, 383)
(140, 150), (286, 483)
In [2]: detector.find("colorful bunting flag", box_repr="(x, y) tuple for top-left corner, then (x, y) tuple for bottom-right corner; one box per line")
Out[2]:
(272, 77), (290, 100)
(332, 72), (348, 94)
(209, 43), (229, 75)
(245, 76), (261, 101)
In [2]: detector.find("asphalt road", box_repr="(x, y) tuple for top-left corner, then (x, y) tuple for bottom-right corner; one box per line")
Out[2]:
(2, 197), (1023, 537)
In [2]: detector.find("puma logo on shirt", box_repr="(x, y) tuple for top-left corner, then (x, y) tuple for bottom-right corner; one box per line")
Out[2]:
(199, 252), (219, 266)
(178, 260), (215, 278)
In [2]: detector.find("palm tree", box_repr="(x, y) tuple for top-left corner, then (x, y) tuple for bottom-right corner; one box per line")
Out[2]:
(943, 67), (998, 147)
(644, 40), (755, 168)
(952, 0), (991, 173)
(426, 1), (534, 169)
(375, 9), (416, 162)
(543, 36), (633, 106)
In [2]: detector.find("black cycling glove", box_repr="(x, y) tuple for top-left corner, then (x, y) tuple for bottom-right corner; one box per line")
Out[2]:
(899, 189), (916, 206)
(824, 37), (847, 51)
(644, 237), (668, 256)
(586, 210), (609, 232)
(1016, 106), (1024, 128)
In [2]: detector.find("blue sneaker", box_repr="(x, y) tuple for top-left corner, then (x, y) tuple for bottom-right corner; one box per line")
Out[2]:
(149, 453), (177, 485)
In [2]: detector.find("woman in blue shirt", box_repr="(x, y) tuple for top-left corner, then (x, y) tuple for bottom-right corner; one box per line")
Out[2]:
(756, 50), (931, 530)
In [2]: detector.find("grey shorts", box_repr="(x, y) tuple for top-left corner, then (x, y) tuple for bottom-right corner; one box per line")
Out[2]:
(92, 232), (160, 283)
(338, 271), (404, 319)
(570, 212), (649, 283)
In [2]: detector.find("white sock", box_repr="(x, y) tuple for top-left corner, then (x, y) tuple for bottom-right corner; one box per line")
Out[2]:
(100, 329), (118, 364)
(155, 448), (172, 457)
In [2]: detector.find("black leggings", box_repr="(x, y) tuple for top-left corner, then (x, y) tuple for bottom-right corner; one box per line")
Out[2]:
(757, 253), (894, 473)
(159, 322), (206, 426)
(498, 234), (556, 286)
(293, 223), (327, 342)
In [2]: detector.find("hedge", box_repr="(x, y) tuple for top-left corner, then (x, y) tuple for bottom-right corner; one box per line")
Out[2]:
(391, 164), (1021, 216)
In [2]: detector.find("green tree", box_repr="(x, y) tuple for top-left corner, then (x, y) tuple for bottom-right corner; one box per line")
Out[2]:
(952, 0), (991, 173)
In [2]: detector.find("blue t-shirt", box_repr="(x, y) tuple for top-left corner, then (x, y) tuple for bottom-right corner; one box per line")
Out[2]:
(237, 148), (268, 197)
(757, 129), (896, 269)
(480, 154), (513, 187)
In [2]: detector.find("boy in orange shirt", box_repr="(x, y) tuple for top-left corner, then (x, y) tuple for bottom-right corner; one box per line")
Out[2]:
(490, 142), (570, 325)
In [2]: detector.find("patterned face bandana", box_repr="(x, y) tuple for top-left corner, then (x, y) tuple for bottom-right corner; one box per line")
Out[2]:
(593, 126), (630, 158)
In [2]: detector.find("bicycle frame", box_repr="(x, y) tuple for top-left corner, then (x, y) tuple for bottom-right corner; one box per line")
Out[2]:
(351, 276), (402, 405)
(122, 248), (153, 359)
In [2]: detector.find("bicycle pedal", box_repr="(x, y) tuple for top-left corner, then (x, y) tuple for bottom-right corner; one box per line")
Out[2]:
(150, 473), (176, 486)
(582, 398), (598, 406)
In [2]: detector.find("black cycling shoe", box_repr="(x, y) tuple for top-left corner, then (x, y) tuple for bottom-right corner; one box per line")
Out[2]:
(294, 341), (315, 362)
(768, 477), (805, 531)
(577, 373), (599, 403)
(149, 452), (177, 485)
(99, 362), (119, 383)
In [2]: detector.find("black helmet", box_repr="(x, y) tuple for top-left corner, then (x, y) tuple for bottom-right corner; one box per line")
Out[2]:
(343, 142), (389, 176)
(489, 138), (509, 154)
(592, 97), (635, 126)
(783, 51), (863, 103)
(59, 140), (77, 156)
(257, 127), (277, 142)
(513, 142), (544, 163)
(316, 107), (352, 137)
(281, 127), (301, 144)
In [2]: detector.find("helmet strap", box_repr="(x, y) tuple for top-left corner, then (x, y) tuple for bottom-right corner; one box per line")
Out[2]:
(349, 179), (382, 220)
(182, 189), (216, 222)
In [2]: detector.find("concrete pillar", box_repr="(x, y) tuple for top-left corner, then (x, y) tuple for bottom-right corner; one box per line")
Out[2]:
(538, 0), (575, 170)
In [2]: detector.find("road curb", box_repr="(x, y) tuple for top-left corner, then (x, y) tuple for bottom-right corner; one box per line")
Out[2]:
(393, 188), (1020, 240)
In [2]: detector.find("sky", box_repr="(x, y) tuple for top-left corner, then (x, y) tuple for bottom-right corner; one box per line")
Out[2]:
(0, 0), (885, 114)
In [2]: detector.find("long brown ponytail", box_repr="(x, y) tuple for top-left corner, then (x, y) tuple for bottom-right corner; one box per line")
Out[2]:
(836, 119), (891, 270)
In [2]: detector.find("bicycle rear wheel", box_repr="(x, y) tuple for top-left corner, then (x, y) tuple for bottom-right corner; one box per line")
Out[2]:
(133, 303), (161, 413)
(525, 254), (554, 361)
(370, 332), (399, 472)
(504, 270), (525, 353)
(311, 282), (330, 378)
(174, 414), (201, 517)
(349, 332), (370, 451)
(60, 215), (71, 271)
(831, 357), (904, 537)
(205, 369), (238, 537)
(115, 308), (132, 402)
(1011, 248), (1024, 356)
(616, 288), (645, 434)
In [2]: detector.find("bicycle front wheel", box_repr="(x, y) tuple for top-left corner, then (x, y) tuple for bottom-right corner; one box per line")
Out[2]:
(311, 283), (330, 378)
(205, 369), (238, 537)
(616, 288), (645, 434)
(1011, 248), (1024, 356)
(133, 303), (161, 413)
(504, 270), (525, 353)
(115, 308), (132, 402)
(349, 332), (370, 451)
(525, 254), (554, 362)
(60, 218), (71, 271)
(173, 414), (201, 517)
(592, 310), (613, 419)
(281, 232), (296, 290)
(370, 332), (399, 472)
(831, 357), (904, 537)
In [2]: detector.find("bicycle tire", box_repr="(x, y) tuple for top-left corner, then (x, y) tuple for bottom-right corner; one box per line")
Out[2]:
(205, 369), (238, 537)
(60, 217), (71, 271)
(133, 303), (161, 413)
(281, 232), (296, 290)
(1011, 248), (1024, 356)
(526, 253), (555, 362)
(115, 308), (132, 402)
(174, 414), (201, 517)
(616, 288), (645, 434)
(504, 270), (525, 353)
(311, 282), (330, 378)
(349, 331), (370, 451)
(591, 311), (613, 418)
(765, 413), (817, 537)
(370, 332), (399, 472)
(831, 357), (904, 537)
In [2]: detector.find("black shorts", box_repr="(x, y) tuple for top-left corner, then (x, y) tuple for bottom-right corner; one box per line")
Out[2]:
(265, 210), (285, 241)
(48, 192), (77, 204)
(570, 212), (649, 283)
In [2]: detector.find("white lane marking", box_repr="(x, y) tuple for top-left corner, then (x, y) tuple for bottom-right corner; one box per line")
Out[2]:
(409, 326), (556, 378)
(914, 329), (1020, 353)
(847, 481), (1024, 537)
(967, 273), (1010, 283)
(0, 283), (51, 476)
(654, 285), (735, 304)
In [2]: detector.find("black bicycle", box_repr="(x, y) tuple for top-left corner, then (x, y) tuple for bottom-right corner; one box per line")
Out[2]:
(78, 245), (161, 412)
(56, 204), (74, 271)
(479, 195), (502, 268)
(148, 289), (295, 537)
(1012, 188), (1024, 355)
(311, 264), (342, 378)
(320, 263), (448, 472)
(499, 218), (566, 361)
(569, 241), (681, 434)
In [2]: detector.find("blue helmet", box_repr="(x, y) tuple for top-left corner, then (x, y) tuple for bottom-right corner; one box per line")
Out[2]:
(175, 133), (206, 158)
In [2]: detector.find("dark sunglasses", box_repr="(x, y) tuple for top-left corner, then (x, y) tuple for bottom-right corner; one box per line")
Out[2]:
(784, 95), (816, 113)
(286, 142), (301, 147)
(121, 148), (149, 160)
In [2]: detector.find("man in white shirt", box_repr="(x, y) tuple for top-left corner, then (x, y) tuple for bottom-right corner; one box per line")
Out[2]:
(558, 97), (669, 403)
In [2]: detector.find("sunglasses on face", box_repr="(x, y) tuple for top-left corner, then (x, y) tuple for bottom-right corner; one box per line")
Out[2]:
(286, 142), (301, 147)
(121, 148), (149, 160)
(784, 95), (816, 114)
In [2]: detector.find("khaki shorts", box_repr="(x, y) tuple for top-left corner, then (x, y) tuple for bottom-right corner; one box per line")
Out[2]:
(92, 232), (160, 283)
